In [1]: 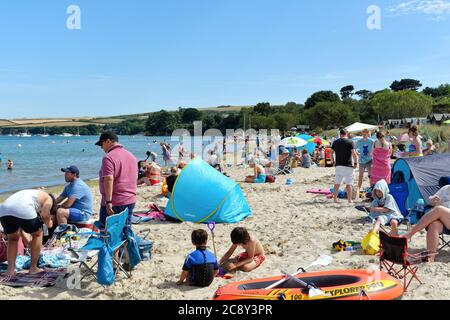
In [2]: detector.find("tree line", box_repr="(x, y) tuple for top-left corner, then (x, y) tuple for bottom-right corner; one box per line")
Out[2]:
(2, 79), (449, 135)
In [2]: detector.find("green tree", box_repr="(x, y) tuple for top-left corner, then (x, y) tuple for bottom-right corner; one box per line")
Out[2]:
(304, 91), (340, 109)
(253, 102), (273, 116)
(423, 84), (450, 98)
(432, 96), (450, 113)
(304, 101), (356, 130)
(146, 110), (178, 135)
(221, 114), (240, 131)
(354, 90), (373, 100)
(181, 108), (202, 123)
(274, 113), (297, 132)
(390, 79), (422, 92)
(371, 90), (433, 120)
(250, 115), (277, 130)
(340, 85), (355, 99)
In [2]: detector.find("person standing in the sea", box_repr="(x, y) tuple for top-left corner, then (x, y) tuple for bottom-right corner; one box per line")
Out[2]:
(161, 142), (171, 167)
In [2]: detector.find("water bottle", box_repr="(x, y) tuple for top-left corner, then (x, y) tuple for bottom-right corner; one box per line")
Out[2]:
(410, 198), (425, 224)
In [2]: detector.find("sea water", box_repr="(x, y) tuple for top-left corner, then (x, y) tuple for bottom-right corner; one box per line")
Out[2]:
(0, 135), (244, 195)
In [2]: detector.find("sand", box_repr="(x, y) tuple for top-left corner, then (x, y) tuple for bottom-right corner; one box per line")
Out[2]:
(0, 166), (449, 300)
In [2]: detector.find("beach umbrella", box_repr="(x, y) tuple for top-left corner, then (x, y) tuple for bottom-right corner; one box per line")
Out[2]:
(309, 137), (330, 146)
(280, 137), (307, 148)
(345, 122), (378, 133)
(297, 134), (313, 141)
(301, 141), (317, 155)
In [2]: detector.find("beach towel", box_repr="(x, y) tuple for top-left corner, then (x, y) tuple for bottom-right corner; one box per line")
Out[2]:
(0, 253), (71, 272)
(306, 188), (332, 195)
(371, 148), (391, 185)
(0, 269), (66, 288)
(131, 204), (166, 224)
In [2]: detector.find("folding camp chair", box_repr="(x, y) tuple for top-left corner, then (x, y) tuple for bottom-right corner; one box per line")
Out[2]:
(273, 156), (293, 175)
(378, 231), (434, 292)
(68, 208), (132, 283)
(439, 228), (450, 251)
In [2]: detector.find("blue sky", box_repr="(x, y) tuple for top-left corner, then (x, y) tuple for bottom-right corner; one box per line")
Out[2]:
(0, 0), (449, 118)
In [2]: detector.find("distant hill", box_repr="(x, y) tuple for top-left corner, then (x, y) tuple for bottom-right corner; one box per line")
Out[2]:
(0, 106), (248, 128)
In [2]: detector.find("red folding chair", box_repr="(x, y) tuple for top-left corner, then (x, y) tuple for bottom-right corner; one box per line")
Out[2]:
(378, 231), (434, 292)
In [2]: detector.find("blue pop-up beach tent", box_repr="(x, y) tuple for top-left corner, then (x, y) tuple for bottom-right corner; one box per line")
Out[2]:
(164, 158), (252, 223)
(391, 153), (450, 209)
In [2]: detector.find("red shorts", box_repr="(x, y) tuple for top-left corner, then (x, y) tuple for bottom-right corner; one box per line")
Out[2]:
(236, 252), (266, 268)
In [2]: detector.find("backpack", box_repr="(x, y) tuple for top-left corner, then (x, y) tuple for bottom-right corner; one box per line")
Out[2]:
(265, 175), (276, 183)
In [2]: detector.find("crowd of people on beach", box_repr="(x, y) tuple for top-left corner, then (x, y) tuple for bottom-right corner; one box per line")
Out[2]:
(0, 125), (449, 291)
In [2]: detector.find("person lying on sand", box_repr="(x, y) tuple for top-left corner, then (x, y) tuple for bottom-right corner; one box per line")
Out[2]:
(219, 227), (265, 273)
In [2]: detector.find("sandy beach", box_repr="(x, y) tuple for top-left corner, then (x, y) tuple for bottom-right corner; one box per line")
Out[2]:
(0, 164), (449, 300)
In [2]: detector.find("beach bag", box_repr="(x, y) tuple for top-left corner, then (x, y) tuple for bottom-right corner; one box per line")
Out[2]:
(97, 244), (115, 286)
(439, 176), (450, 188)
(361, 231), (380, 255)
(265, 175), (276, 183)
(138, 238), (153, 261)
(125, 227), (142, 269)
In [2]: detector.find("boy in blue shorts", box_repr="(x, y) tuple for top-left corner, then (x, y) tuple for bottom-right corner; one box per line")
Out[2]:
(177, 229), (219, 287)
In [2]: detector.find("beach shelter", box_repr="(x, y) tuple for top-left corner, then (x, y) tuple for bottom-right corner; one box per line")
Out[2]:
(164, 158), (252, 223)
(345, 122), (378, 133)
(391, 153), (450, 209)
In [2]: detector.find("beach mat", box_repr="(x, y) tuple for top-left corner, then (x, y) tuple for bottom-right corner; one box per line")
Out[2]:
(0, 269), (67, 288)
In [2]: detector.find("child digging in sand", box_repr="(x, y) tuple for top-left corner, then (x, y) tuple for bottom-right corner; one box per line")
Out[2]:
(369, 179), (403, 236)
(177, 229), (219, 287)
(219, 227), (265, 274)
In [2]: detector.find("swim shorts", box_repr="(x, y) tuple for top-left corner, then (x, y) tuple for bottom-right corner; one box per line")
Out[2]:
(254, 174), (266, 184)
(68, 208), (92, 222)
(235, 252), (266, 268)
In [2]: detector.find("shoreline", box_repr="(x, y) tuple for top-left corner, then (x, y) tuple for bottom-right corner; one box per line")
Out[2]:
(0, 178), (99, 201)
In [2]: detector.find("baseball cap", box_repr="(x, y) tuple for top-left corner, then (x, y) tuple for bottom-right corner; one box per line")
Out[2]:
(61, 165), (80, 177)
(95, 131), (118, 146)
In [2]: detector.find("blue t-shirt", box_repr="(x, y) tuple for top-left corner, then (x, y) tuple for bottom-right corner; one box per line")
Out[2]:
(183, 247), (218, 286)
(356, 138), (374, 164)
(60, 179), (93, 214)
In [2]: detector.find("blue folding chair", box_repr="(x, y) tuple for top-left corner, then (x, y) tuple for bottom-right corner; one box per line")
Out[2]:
(68, 208), (132, 283)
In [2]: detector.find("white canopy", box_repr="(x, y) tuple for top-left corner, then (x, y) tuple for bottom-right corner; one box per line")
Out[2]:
(345, 122), (378, 133)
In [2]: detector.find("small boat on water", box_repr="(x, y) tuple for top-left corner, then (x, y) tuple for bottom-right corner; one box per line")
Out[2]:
(213, 269), (403, 300)
(60, 133), (74, 137)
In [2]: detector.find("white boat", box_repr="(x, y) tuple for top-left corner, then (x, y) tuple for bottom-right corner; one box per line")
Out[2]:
(60, 133), (74, 137)
(38, 128), (49, 137)
(19, 131), (32, 137)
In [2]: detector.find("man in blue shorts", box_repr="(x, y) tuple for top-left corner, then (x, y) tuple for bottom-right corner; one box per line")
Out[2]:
(55, 165), (93, 225)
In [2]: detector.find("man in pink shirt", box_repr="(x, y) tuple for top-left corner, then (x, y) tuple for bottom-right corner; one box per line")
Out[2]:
(95, 131), (138, 226)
